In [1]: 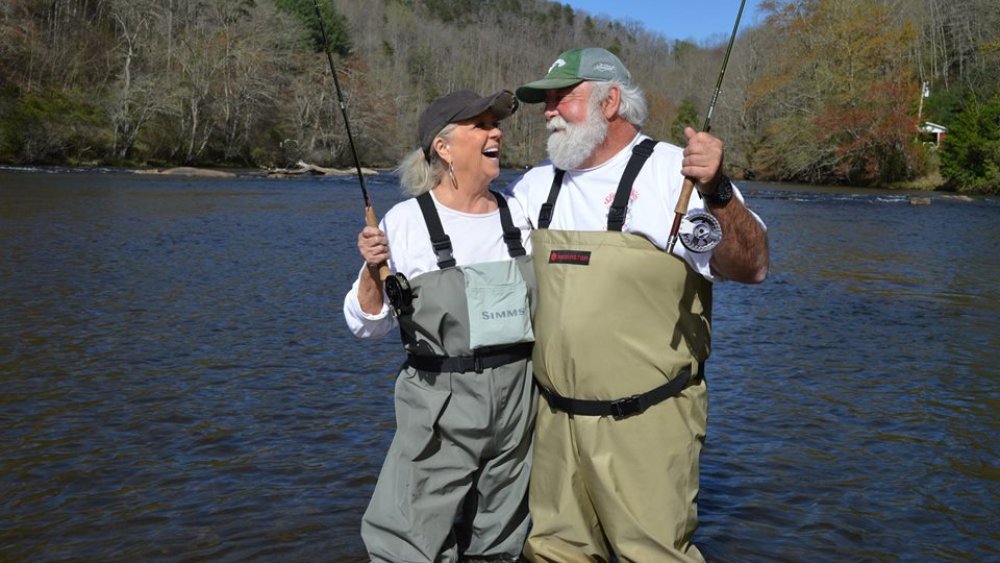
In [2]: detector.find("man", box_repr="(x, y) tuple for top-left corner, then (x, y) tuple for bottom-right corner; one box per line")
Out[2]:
(508, 47), (769, 562)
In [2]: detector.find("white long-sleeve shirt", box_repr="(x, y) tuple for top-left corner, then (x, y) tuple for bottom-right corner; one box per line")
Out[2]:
(343, 191), (533, 339)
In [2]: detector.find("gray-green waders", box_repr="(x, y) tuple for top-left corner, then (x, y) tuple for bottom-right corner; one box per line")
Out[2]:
(523, 141), (712, 563)
(362, 192), (538, 563)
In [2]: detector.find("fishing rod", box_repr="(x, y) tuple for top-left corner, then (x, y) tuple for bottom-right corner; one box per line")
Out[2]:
(312, 0), (398, 290)
(667, 0), (748, 254)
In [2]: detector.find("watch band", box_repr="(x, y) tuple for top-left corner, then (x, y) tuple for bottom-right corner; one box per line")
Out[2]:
(703, 175), (733, 205)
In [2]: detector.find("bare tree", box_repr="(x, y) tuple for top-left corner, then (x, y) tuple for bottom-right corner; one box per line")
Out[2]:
(108, 0), (163, 160)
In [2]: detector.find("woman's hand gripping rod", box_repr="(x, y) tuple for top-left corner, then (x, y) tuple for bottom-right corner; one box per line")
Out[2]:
(313, 0), (411, 312)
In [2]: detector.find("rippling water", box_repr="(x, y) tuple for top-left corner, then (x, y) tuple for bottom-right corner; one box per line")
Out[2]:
(1, 169), (998, 561)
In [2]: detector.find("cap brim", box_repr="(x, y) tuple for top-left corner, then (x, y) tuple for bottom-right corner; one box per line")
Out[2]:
(516, 78), (584, 103)
(453, 90), (518, 122)
(420, 90), (518, 159)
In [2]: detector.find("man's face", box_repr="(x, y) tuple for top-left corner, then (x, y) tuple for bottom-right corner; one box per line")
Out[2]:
(542, 81), (608, 170)
(543, 82), (592, 125)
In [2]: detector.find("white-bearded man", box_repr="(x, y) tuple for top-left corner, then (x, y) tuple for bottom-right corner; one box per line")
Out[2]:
(508, 47), (769, 563)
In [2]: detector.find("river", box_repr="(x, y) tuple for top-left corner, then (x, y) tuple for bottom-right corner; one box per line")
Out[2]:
(1, 168), (997, 561)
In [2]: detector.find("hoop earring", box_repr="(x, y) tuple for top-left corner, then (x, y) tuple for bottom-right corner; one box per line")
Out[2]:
(448, 162), (459, 190)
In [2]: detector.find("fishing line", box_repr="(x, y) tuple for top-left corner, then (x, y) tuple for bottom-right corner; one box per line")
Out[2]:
(667, 0), (748, 254)
(312, 0), (411, 312)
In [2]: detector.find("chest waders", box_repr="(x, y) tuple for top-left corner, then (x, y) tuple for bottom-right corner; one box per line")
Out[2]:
(361, 191), (539, 563)
(523, 139), (711, 563)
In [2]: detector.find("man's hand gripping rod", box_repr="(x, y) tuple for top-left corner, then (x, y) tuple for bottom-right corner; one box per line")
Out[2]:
(666, 0), (748, 254)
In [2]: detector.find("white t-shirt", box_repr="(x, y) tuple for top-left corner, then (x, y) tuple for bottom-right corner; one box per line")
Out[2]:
(343, 191), (533, 339)
(508, 133), (760, 281)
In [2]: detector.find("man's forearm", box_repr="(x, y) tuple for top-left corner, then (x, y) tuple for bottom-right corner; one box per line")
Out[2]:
(707, 198), (769, 283)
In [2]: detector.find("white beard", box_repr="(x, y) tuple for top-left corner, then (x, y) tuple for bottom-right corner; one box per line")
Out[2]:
(546, 108), (608, 170)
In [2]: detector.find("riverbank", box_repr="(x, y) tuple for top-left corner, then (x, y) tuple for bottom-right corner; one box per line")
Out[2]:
(133, 162), (381, 178)
(2, 164), (985, 201)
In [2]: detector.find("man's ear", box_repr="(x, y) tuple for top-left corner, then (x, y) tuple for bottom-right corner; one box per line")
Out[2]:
(603, 86), (622, 120)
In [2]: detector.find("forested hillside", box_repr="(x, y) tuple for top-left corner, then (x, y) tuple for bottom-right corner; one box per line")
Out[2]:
(1, 0), (997, 190)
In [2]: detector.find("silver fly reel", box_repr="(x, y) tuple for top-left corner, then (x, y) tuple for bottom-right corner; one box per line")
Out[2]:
(679, 211), (723, 253)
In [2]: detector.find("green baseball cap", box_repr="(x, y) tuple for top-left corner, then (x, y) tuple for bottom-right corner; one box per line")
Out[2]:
(516, 47), (633, 103)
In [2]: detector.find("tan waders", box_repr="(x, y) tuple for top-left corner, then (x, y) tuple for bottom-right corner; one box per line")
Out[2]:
(524, 141), (712, 563)
(362, 192), (538, 563)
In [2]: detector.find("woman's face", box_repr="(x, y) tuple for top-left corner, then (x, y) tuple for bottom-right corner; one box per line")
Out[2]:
(438, 111), (504, 186)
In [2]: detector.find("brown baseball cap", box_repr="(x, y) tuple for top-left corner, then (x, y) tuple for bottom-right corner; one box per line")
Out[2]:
(418, 90), (518, 160)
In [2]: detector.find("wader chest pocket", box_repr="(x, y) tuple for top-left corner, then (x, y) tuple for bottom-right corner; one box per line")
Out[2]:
(462, 260), (534, 350)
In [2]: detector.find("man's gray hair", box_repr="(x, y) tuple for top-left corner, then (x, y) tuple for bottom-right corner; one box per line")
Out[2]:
(591, 80), (647, 127)
(398, 124), (456, 195)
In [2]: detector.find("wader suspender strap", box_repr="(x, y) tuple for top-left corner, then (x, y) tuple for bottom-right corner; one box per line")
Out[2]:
(407, 191), (532, 373)
(537, 170), (565, 229)
(416, 191), (526, 266)
(416, 192), (456, 269)
(607, 138), (657, 231)
(492, 190), (526, 257)
(535, 139), (658, 231)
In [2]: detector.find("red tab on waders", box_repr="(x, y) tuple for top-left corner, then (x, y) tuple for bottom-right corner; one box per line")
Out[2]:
(548, 250), (591, 265)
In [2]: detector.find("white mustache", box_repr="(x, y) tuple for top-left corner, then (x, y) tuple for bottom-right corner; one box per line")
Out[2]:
(546, 116), (568, 133)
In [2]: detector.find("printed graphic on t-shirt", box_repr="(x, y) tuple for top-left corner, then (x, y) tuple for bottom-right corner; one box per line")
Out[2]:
(603, 189), (639, 229)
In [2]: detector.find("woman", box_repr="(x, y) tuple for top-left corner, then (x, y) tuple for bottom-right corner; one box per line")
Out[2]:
(343, 90), (536, 563)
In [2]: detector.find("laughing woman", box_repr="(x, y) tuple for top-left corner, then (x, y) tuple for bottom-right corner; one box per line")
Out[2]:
(343, 90), (536, 563)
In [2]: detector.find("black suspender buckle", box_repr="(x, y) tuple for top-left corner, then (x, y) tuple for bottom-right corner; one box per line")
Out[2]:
(610, 395), (644, 419)
(503, 229), (523, 248)
(537, 203), (554, 229)
(607, 206), (627, 223)
(537, 169), (565, 229)
(431, 238), (456, 268)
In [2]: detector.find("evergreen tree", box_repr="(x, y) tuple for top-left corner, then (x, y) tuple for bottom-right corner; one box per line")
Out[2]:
(274, 0), (352, 55)
(940, 94), (1000, 193)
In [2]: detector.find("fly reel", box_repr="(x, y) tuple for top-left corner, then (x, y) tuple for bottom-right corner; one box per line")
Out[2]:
(679, 211), (723, 253)
(384, 272), (413, 316)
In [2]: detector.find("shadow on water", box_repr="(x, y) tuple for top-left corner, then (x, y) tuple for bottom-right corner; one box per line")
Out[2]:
(1, 171), (998, 560)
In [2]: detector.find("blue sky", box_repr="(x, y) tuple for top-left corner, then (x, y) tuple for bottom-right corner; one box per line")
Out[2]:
(562, 0), (764, 44)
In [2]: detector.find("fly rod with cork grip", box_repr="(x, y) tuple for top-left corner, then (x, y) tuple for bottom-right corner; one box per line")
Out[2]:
(312, 0), (411, 311)
(667, 0), (748, 254)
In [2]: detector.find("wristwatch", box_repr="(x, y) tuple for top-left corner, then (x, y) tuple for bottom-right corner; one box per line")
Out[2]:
(702, 175), (733, 206)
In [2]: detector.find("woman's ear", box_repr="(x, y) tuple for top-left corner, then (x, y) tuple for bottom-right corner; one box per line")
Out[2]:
(433, 137), (450, 162)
